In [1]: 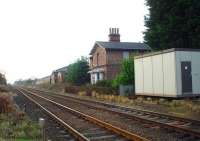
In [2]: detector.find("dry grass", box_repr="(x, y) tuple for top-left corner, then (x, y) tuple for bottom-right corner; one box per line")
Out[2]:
(89, 91), (200, 119)
(91, 91), (135, 106)
(169, 100), (200, 114)
(0, 91), (41, 140)
(0, 92), (15, 114)
(0, 85), (9, 93)
(37, 83), (200, 119)
(78, 91), (87, 96)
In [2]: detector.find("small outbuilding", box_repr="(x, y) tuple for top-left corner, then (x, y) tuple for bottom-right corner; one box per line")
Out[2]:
(134, 48), (200, 97)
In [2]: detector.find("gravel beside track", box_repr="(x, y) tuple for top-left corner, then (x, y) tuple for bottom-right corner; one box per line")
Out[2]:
(30, 88), (200, 141)
(13, 89), (76, 141)
(25, 88), (200, 141)
(16, 88), (142, 141)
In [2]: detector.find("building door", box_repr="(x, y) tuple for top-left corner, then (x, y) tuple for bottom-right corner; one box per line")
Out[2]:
(181, 61), (192, 94)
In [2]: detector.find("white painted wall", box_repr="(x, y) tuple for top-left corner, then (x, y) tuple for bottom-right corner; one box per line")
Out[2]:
(162, 52), (176, 96)
(90, 72), (104, 84)
(143, 56), (153, 94)
(152, 54), (164, 96)
(91, 73), (96, 84)
(175, 51), (200, 95)
(135, 50), (200, 97)
(191, 52), (200, 94)
(135, 52), (177, 97)
(134, 59), (144, 94)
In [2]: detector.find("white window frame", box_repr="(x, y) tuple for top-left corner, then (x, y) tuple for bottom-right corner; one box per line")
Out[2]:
(123, 51), (129, 59)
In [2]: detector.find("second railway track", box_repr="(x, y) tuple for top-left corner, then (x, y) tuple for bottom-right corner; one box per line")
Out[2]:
(16, 88), (149, 141)
(24, 87), (200, 141)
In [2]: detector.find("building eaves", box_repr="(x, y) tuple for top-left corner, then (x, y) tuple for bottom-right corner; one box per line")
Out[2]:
(134, 48), (200, 59)
(90, 41), (151, 55)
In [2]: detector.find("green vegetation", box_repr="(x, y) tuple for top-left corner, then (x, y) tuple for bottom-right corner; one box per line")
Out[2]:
(0, 85), (9, 93)
(16, 139), (33, 141)
(90, 92), (200, 120)
(112, 59), (135, 88)
(0, 92), (41, 140)
(89, 59), (135, 90)
(0, 114), (41, 140)
(65, 84), (118, 96)
(65, 57), (90, 85)
(94, 59), (135, 88)
(95, 80), (112, 87)
(144, 0), (200, 50)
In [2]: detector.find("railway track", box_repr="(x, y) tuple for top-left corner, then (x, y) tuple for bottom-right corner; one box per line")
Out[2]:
(25, 87), (200, 140)
(16, 88), (149, 141)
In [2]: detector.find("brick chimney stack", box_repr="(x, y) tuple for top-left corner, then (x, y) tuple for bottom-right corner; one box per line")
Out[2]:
(109, 28), (120, 42)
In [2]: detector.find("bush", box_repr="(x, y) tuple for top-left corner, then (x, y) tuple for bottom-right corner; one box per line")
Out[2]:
(0, 95), (13, 113)
(0, 86), (9, 92)
(112, 59), (134, 88)
(65, 57), (90, 85)
(64, 85), (80, 94)
(64, 84), (118, 96)
(95, 80), (112, 87)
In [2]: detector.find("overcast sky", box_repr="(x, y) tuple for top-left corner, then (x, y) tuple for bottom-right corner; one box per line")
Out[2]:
(0, 0), (148, 83)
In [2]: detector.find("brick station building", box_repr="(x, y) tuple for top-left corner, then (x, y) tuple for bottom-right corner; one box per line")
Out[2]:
(50, 66), (68, 84)
(88, 28), (151, 84)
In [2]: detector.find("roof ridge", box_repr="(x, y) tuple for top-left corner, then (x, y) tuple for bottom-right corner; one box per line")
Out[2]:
(96, 41), (145, 44)
(90, 41), (151, 55)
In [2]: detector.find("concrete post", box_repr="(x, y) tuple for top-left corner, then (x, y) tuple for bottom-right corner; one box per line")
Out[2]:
(39, 118), (46, 141)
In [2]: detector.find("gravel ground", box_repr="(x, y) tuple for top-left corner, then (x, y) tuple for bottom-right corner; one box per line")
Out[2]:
(34, 87), (200, 120)
(20, 90), (132, 141)
(37, 92), (200, 141)
(13, 90), (75, 141)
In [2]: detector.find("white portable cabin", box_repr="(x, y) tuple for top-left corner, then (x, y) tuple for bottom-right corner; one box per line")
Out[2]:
(134, 48), (200, 97)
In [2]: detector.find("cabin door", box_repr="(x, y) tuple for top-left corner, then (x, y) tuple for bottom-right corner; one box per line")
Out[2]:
(181, 61), (192, 94)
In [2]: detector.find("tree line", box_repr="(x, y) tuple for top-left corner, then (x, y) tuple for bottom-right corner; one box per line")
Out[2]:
(65, 57), (90, 85)
(14, 79), (37, 86)
(144, 0), (200, 50)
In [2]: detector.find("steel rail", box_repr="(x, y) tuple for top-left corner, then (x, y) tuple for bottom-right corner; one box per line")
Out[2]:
(16, 89), (90, 141)
(28, 87), (200, 124)
(19, 88), (150, 141)
(27, 87), (200, 138)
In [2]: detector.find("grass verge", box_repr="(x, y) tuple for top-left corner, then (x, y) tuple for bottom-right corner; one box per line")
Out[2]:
(0, 88), (42, 140)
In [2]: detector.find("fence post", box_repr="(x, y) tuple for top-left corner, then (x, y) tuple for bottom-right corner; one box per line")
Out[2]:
(39, 118), (45, 141)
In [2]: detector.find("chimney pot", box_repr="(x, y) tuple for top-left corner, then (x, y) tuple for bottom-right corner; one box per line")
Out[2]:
(108, 27), (120, 42)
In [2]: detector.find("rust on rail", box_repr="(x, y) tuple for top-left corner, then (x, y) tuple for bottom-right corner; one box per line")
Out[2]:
(17, 89), (90, 141)
(26, 87), (200, 139)
(20, 88), (150, 141)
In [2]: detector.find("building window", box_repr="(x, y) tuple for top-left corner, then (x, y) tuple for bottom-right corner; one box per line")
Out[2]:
(123, 51), (129, 59)
(89, 56), (93, 67)
(99, 72), (104, 80)
(91, 74), (95, 84)
(97, 73), (100, 80)
(97, 53), (99, 66)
